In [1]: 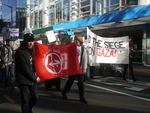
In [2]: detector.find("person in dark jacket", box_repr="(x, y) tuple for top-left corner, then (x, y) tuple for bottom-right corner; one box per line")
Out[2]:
(123, 44), (137, 82)
(15, 33), (38, 113)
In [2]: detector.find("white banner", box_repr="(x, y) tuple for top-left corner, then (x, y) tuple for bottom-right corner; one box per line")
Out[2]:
(87, 27), (129, 64)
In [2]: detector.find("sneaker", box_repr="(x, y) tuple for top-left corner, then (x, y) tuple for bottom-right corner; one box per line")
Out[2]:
(80, 99), (88, 104)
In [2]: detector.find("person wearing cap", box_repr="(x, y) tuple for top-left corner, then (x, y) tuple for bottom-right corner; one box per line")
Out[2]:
(62, 34), (88, 103)
(15, 33), (38, 113)
(1, 39), (17, 89)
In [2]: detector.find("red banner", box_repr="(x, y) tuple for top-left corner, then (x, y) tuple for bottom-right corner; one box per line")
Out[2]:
(34, 42), (83, 82)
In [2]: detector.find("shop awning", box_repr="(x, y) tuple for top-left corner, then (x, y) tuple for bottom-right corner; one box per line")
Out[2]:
(53, 4), (150, 31)
(32, 26), (53, 35)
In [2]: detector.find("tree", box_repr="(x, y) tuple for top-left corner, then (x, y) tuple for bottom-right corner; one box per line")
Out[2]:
(0, 19), (6, 33)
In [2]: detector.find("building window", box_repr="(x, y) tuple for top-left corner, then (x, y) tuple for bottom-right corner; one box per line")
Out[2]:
(104, 0), (119, 13)
(56, 1), (62, 23)
(49, 5), (55, 25)
(39, 11), (43, 28)
(63, 0), (70, 22)
(80, 0), (90, 18)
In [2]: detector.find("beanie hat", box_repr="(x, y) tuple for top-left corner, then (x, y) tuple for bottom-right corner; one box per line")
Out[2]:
(23, 33), (34, 42)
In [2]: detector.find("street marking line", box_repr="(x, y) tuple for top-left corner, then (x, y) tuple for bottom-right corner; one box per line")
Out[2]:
(3, 94), (15, 103)
(125, 87), (146, 91)
(85, 83), (150, 102)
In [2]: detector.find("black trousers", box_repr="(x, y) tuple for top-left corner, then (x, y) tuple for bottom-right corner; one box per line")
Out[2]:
(123, 62), (135, 80)
(90, 66), (95, 74)
(63, 74), (85, 100)
(19, 83), (38, 113)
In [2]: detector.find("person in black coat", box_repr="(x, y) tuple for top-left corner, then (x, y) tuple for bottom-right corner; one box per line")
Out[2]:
(15, 33), (38, 113)
(123, 44), (137, 82)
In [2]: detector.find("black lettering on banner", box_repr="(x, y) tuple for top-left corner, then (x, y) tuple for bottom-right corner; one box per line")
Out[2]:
(114, 42), (120, 49)
(88, 47), (93, 55)
(109, 42), (115, 49)
(87, 35), (91, 43)
(92, 46), (96, 55)
(119, 41), (125, 49)
(104, 40), (125, 49)
(93, 38), (97, 46)
(97, 40), (102, 47)
(88, 46), (95, 56)
(104, 41), (109, 48)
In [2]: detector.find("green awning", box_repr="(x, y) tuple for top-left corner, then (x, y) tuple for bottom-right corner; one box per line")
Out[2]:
(32, 26), (53, 35)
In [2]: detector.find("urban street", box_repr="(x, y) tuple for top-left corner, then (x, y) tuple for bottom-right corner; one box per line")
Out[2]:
(0, 74), (150, 113)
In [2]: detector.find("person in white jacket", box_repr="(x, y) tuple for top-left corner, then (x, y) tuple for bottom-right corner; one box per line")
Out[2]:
(62, 34), (88, 103)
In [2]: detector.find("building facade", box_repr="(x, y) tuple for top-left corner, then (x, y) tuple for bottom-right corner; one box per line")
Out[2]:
(1, 0), (150, 65)
(0, 0), (26, 36)
(1, 0), (150, 31)
(26, 0), (126, 29)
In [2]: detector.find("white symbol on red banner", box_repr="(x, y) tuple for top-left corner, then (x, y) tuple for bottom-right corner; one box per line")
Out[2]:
(44, 52), (62, 75)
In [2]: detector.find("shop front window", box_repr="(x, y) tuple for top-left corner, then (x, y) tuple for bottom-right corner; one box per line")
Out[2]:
(145, 32), (150, 65)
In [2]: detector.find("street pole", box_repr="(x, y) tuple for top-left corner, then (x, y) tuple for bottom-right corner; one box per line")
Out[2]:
(2, 3), (12, 26)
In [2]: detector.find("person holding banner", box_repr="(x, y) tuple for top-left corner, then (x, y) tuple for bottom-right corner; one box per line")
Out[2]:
(123, 44), (137, 82)
(62, 34), (88, 104)
(44, 35), (61, 91)
(15, 33), (39, 113)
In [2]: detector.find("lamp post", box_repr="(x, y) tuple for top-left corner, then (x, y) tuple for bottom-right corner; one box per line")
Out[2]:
(2, 3), (12, 26)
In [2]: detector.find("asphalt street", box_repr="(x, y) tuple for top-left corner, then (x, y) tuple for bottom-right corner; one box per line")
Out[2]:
(0, 77), (150, 113)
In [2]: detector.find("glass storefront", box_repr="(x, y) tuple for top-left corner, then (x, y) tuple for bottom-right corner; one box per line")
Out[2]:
(145, 31), (150, 65)
(100, 26), (143, 64)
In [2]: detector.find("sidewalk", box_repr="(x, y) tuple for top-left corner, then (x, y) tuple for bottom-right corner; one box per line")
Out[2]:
(86, 65), (150, 100)
(133, 65), (150, 77)
(90, 64), (150, 81)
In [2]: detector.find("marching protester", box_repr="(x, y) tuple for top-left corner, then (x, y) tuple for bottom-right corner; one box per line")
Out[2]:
(15, 33), (39, 113)
(44, 34), (61, 91)
(1, 39), (17, 89)
(0, 41), (5, 79)
(123, 44), (137, 82)
(62, 34), (88, 103)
